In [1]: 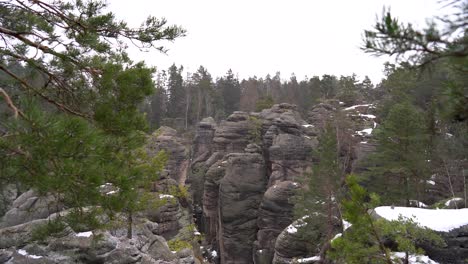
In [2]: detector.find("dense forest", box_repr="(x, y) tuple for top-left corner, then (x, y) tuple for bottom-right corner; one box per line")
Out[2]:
(0, 0), (467, 264)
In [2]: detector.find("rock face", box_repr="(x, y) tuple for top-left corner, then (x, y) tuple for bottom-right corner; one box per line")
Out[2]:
(186, 104), (328, 264)
(421, 224), (468, 264)
(146, 126), (189, 184)
(1, 190), (63, 228)
(0, 195), (193, 264)
(218, 148), (267, 264)
(0, 219), (184, 264)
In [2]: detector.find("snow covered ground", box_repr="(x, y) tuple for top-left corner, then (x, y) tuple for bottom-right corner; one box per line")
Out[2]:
(375, 206), (468, 232)
(392, 252), (439, 264)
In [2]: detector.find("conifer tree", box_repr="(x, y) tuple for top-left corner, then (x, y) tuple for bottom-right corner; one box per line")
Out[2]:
(330, 176), (444, 264)
(367, 101), (429, 206)
(0, 0), (184, 236)
(294, 123), (343, 259)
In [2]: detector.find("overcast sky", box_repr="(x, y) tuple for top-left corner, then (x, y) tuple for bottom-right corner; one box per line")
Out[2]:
(109, 0), (449, 84)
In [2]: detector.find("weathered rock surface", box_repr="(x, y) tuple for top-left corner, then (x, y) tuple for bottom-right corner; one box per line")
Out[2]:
(146, 126), (189, 184)
(1, 190), (63, 228)
(218, 148), (267, 264)
(254, 181), (299, 264)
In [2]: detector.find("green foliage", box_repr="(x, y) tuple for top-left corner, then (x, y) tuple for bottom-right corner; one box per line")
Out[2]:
(365, 101), (429, 205)
(255, 95), (274, 112)
(363, 1), (468, 122)
(0, 0), (180, 238)
(168, 239), (192, 252)
(330, 175), (444, 264)
(31, 219), (68, 242)
(294, 123), (343, 257)
(248, 116), (263, 144)
(64, 208), (105, 233)
(169, 184), (189, 200)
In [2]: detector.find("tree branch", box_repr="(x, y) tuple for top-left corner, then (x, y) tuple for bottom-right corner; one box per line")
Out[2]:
(0, 87), (25, 119)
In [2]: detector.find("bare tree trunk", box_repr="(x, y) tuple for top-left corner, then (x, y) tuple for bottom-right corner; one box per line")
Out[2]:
(185, 86), (190, 130)
(443, 159), (457, 208)
(127, 211), (133, 239)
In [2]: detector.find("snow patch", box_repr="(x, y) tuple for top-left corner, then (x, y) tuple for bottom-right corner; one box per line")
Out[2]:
(331, 233), (342, 242)
(445, 197), (463, 206)
(426, 180), (435, 185)
(297, 256), (321, 263)
(392, 252), (439, 264)
(76, 231), (93, 237)
(344, 104), (372, 111)
(17, 249), (43, 259)
(342, 219), (352, 231)
(159, 194), (175, 199)
(302, 124), (314, 128)
(356, 128), (373, 136)
(359, 114), (376, 119)
(211, 250), (218, 258)
(375, 206), (468, 232)
(286, 225), (298, 234)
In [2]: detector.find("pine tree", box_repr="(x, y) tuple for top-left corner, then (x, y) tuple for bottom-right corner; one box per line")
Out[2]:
(367, 101), (429, 206)
(294, 123), (343, 260)
(166, 64), (186, 119)
(219, 69), (240, 115)
(0, 0), (184, 237)
(330, 175), (444, 264)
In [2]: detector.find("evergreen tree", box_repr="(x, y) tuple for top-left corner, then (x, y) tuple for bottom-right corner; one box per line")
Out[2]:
(191, 66), (213, 123)
(363, 0), (467, 122)
(0, 0), (184, 236)
(367, 101), (429, 206)
(166, 64), (186, 119)
(295, 123), (343, 260)
(219, 69), (240, 115)
(330, 176), (444, 264)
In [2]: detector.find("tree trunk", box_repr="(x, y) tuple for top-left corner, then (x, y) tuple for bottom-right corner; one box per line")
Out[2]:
(127, 211), (133, 239)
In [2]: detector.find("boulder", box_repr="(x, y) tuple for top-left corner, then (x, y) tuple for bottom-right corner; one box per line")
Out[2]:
(2, 190), (63, 228)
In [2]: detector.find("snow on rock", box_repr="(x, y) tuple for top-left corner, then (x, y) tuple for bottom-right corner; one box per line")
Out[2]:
(76, 231), (93, 237)
(344, 104), (373, 111)
(17, 249), (43, 259)
(359, 114), (376, 119)
(159, 194), (175, 199)
(375, 206), (468, 232)
(75, 231), (93, 237)
(331, 233), (342, 242)
(302, 124), (314, 128)
(286, 224), (298, 234)
(356, 128), (373, 136)
(444, 197), (463, 206)
(392, 252), (439, 264)
(297, 256), (321, 263)
(426, 180), (436, 185)
(286, 216), (309, 234)
(342, 219), (352, 231)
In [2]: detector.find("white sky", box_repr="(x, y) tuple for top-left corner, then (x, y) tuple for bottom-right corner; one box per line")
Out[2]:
(109, 0), (450, 84)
